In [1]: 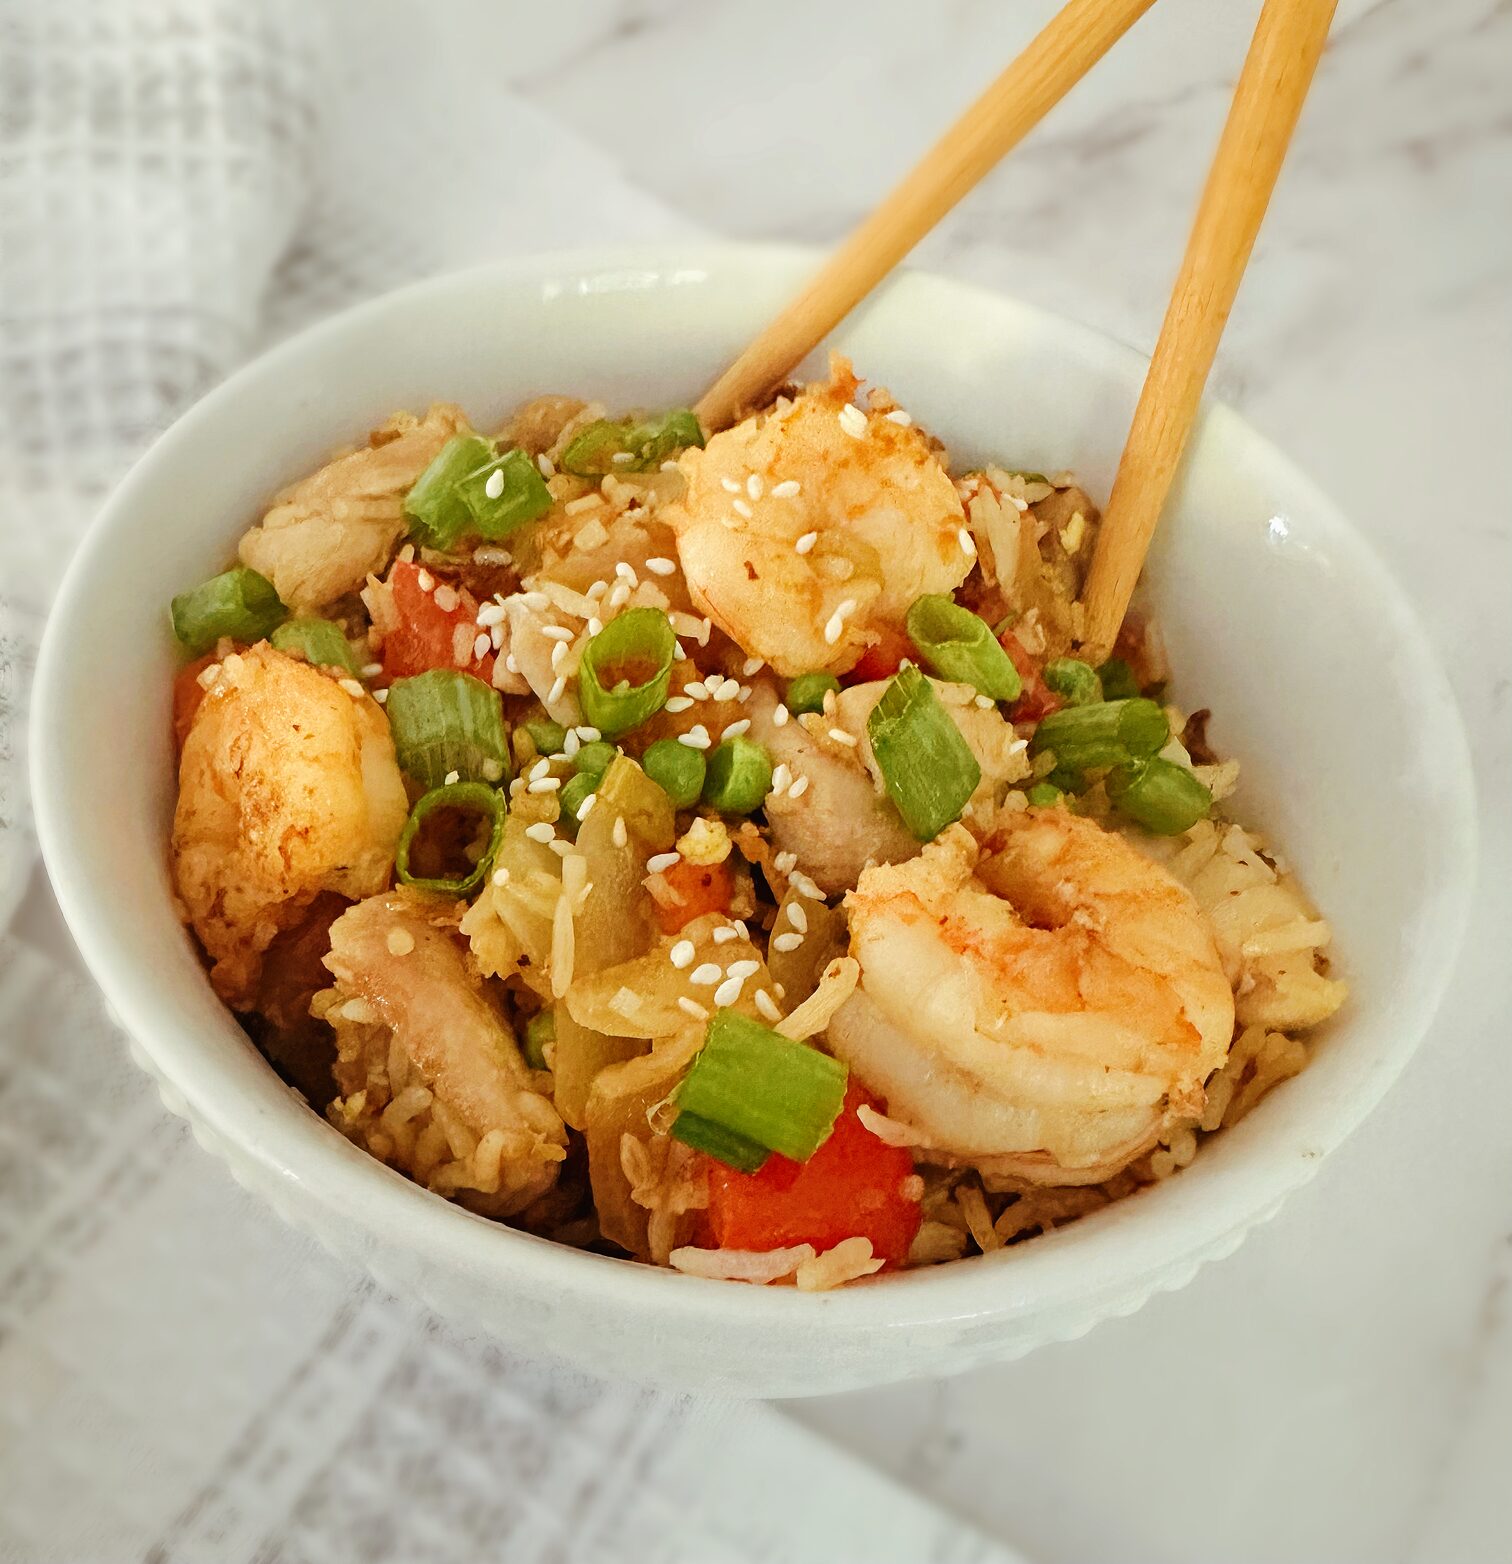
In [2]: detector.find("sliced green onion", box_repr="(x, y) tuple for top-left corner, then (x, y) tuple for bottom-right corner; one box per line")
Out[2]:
(385, 669), (510, 789)
(668, 1112), (770, 1174)
(702, 736), (773, 815)
(170, 566), (286, 656)
(1029, 697), (1169, 773)
(1097, 657), (1141, 702)
(523, 1010), (555, 1070)
(577, 607), (675, 736)
(1108, 758), (1212, 835)
(1007, 469), (1049, 485)
(270, 617), (359, 675)
(1042, 657), (1102, 707)
(671, 1008), (848, 1169)
(404, 433), (495, 549)
(1026, 781), (1064, 807)
(524, 717), (567, 758)
(904, 595), (1021, 702)
(558, 770), (599, 829)
(867, 666), (981, 842)
(572, 740), (617, 778)
(454, 447), (553, 540)
(642, 737), (705, 808)
(394, 781), (505, 896)
(785, 670), (841, 716)
(559, 409), (704, 477)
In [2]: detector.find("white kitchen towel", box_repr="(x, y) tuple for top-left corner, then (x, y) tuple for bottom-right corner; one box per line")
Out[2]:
(0, 4), (1019, 1562)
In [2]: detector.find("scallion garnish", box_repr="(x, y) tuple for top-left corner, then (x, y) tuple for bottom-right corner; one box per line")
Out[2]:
(1026, 781), (1065, 807)
(1029, 697), (1168, 773)
(559, 409), (704, 477)
(404, 433), (495, 549)
(701, 736), (773, 815)
(785, 670), (841, 715)
(270, 617), (360, 675)
(577, 607), (675, 735)
(904, 595), (1021, 702)
(572, 741), (617, 779)
(1042, 657), (1102, 707)
(523, 1009), (555, 1070)
(384, 669), (511, 790)
(394, 780), (505, 897)
(524, 717), (567, 758)
(558, 770), (598, 830)
(671, 1008), (848, 1170)
(1097, 657), (1141, 702)
(170, 566), (286, 656)
(642, 737), (706, 808)
(1107, 757), (1212, 835)
(454, 447), (553, 540)
(867, 666), (981, 842)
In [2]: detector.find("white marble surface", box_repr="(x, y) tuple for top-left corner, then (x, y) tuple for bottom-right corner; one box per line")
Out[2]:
(478, 1), (1512, 1559)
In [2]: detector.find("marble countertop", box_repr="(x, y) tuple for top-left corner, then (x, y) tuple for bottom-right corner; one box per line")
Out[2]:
(486, 2), (1510, 1559)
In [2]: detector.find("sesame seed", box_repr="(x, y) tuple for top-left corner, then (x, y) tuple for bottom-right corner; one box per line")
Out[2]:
(699, 618), (713, 645)
(547, 675), (567, 703)
(974, 693), (996, 709)
(576, 726), (602, 741)
(505, 654), (520, 674)
(540, 625), (574, 642)
(611, 450), (635, 465)
(677, 726), (711, 750)
(885, 408), (912, 426)
(646, 557), (676, 576)
(787, 903), (808, 934)
(611, 816), (628, 849)
(732, 498), (753, 519)
(713, 974), (744, 1007)
(563, 730), (581, 758)
(476, 603), (506, 627)
(490, 624), (505, 650)
(587, 617), (603, 636)
(529, 758), (550, 780)
(720, 719), (751, 741)
(484, 468), (505, 499)
(647, 851), (681, 873)
(823, 599), (857, 645)
(529, 776), (562, 794)
(664, 695), (694, 714)
(416, 568), (435, 592)
(433, 584), (458, 612)
(770, 763), (792, 794)
(670, 940), (696, 969)
(607, 582), (632, 609)
(373, 688), (389, 704)
(564, 494), (603, 515)
(713, 677), (741, 701)
(822, 689), (838, 715)
(774, 705), (790, 727)
(734, 920), (749, 938)
(958, 526), (977, 559)
(576, 792), (597, 821)
(746, 473), (765, 500)
(838, 403), (867, 438)
(520, 591), (550, 610)
(721, 477), (742, 494)
(674, 641), (687, 660)
(754, 989), (782, 1023)
(828, 728), (857, 747)
(795, 531), (818, 556)
(727, 959), (760, 981)
(712, 926), (738, 944)
(340, 678), (367, 699)
(689, 963), (722, 986)
(536, 453), (556, 478)
(772, 932), (804, 953)
(773, 851), (798, 874)
(548, 839), (573, 858)
(684, 681), (709, 701)
(525, 822), (555, 844)
(788, 776), (810, 799)
(677, 997), (710, 1020)
(361, 661), (384, 677)
(741, 657), (765, 676)
(550, 640), (568, 670)
(771, 479), (801, 499)
(398, 544), (416, 563)
(492, 866), (510, 887)
(445, 769), (461, 786)
(615, 562), (638, 586)
(587, 580), (608, 600)
(790, 870), (823, 900)
(473, 633), (491, 660)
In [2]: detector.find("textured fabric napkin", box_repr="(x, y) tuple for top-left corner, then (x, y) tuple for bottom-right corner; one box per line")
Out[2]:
(0, 4), (1020, 1561)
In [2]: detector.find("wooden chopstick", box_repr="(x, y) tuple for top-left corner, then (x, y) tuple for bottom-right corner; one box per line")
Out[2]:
(1078, 0), (1338, 661)
(694, 0), (1160, 431)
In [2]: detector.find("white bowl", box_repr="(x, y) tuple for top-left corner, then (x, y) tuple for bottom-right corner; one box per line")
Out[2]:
(31, 245), (1476, 1397)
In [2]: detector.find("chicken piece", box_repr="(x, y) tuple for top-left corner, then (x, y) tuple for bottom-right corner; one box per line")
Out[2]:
(172, 643), (408, 1008)
(239, 403), (469, 611)
(319, 892), (568, 1217)
(828, 813), (1235, 1185)
(663, 357), (970, 676)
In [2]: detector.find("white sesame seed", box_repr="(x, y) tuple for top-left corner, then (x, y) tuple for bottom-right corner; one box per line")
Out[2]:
(540, 625), (574, 642)
(492, 866), (510, 887)
(712, 926), (738, 945)
(732, 498), (753, 519)
(713, 676), (741, 701)
(373, 688), (389, 704)
(416, 568), (435, 592)
(699, 618), (713, 645)
(576, 726), (602, 742)
(564, 494), (603, 515)
(340, 678), (367, 699)
(787, 903), (808, 934)
(771, 479), (801, 499)
(677, 997), (709, 1020)
(741, 657), (765, 676)
(490, 624), (505, 650)
(713, 974), (745, 1007)
(484, 468), (505, 500)
(958, 526), (977, 559)
(473, 633), (491, 660)
(689, 962), (722, 986)
(547, 675), (567, 703)
(586, 580), (609, 601)
(838, 403), (867, 438)
(550, 640), (568, 670)
(563, 730), (580, 758)
(387, 928), (415, 956)
(607, 582), (632, 610)
(788, 775), (810, 799)
(885, 408), (913, 426)
(720, 719), (751, 741)
(529, 757), (550, 780)
(734, 920), (749, 939)
(727, 959), (760, 981)
(790, 870), (823, 900)
(646, 557), (677, 576)
(974, 693), (996, 709)
(505, 654), (520, 674)
(754, 989), (782, 1023)
(677, 726), (711, 750)
(476, 603), (506, 626)
(773, 851), (798, 874)
(433, 584), (458, 612)
(520, 591), (550, 610)
(444, 769), (461, 786)
(823, 599), (857, 645)
(525, 822), (555, 844)
(664, 695), (694, 713)
(528, 776), (561, 794)
(576, 792), (597, 821)
(674, 641), (687, 660)
(746, 473), (765, 500)
(721, 477), (742, 494)
(774, 705), (790, 727)
(536, 453), (556, 478)
(615, 562), (638, 586)
(361, 661), (384, 677)
(828, 727), (857, 747)
(587, 617), (604, 636)
(772, 932), (804, 953)
(823, 689), (838, 716)
(647, 851), (681, 873)
(795, 531), (818, 556)
(770, 763), (792, 794)
(548, 839), (573, 857)
(670, 940), (696, 969)
(611, 450), (635, 465)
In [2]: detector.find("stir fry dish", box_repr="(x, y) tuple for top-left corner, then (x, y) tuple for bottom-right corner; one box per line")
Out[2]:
(167, 358), (1346, 1289)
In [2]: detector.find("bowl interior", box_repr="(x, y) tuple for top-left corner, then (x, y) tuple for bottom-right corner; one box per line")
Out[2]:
(31, 246), (1476, 1384)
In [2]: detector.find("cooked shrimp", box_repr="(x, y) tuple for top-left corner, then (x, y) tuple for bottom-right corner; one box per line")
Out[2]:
(319, 892), (567, 1217)
(171, 643), (408, 1008)
(664, 357), (970, 675)
(828, 812), (1235, 1184)
(239, 403), (469, 611)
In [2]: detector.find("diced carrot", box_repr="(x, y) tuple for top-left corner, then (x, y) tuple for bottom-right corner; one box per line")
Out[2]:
(701, 1083), (922, 1268)
(1000, 629), (1062, 723)
(651, 856), (734, 935)
(846, 624), (913, 684)
(172, 652), (218, 752)
(380, 560), (494, 683)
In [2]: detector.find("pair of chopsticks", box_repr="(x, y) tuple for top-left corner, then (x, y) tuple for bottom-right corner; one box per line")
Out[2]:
(695, 0), (1338, 661)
